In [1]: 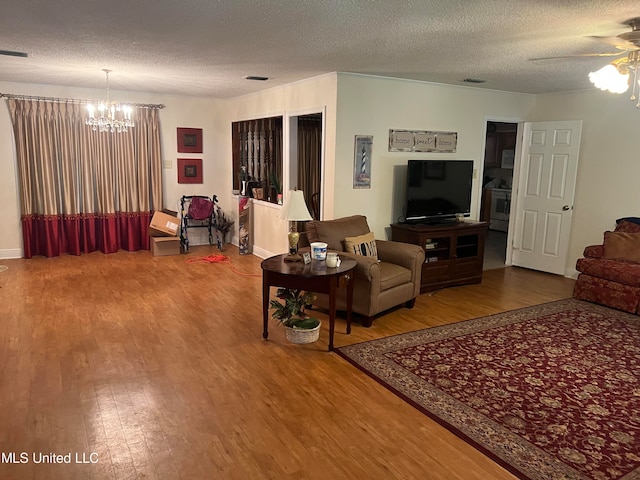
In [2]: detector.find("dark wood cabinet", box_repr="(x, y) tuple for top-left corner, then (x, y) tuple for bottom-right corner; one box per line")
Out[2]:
(484, 132), (500, 167)
(498, 130), (516, 152)
(484, 131), (516, 168)
(391, 221), (488, 293)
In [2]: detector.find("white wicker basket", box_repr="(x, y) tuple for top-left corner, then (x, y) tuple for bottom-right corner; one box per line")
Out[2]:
(284, 321), (321, 344)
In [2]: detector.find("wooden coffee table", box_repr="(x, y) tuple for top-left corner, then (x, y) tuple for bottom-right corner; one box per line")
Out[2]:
(261, 253), (356, 351)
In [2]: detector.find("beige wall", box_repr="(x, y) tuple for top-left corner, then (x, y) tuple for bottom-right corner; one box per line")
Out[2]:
(529, 89), (640, 276)
(2, 75), (638, 280)
(334, 74), (536, 239)
(0, 74), (338, 259)
(223, 73), (338, 258)
(0, 80), (227, 257)
(0, 87), (21, 258)
(333, 76), (640, 278)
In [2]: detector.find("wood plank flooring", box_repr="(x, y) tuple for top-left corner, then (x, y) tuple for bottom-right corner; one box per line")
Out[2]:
(0, 246), (575, 479)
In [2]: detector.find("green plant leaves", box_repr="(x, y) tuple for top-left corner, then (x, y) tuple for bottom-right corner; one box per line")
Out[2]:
(288, 317), (320, 329)
(270, 289), (318, 328)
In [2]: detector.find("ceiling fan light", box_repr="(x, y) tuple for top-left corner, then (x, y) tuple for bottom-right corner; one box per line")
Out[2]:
(588, 64), (630, 94)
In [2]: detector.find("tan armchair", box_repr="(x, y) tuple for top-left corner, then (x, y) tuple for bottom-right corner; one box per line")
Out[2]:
(304, 215), (424, 327)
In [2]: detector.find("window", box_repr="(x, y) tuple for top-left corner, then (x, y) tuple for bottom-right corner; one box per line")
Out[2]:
(232, 116), (283, 203)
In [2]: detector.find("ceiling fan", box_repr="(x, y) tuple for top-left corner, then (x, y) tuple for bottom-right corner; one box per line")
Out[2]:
(589, 17), (640, 53)
(531, 17), (640, 61)
(532, 18), (640, 104)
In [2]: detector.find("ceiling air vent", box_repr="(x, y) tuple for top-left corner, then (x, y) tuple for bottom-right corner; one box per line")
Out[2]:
(463, 78), (485, 84)
(244, 75), (269, 81)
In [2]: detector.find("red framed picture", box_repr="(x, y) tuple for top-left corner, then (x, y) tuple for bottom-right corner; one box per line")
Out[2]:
(177, 127), (203, 153)
(177, 158), (203, 184)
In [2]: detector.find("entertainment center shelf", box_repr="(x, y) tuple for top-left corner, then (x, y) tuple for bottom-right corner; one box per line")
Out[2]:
(391, 221), (488, 293)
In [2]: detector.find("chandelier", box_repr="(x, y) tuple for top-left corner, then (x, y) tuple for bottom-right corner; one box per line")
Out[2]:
(588, 51), (640, 107)
(86, 69), (134, 133)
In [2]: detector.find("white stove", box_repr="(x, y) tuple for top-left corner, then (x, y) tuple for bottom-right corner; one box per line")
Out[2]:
(490, 188), (511, 232)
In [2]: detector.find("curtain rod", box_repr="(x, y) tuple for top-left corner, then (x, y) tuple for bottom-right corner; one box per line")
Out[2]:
(0, 93), (165, 109)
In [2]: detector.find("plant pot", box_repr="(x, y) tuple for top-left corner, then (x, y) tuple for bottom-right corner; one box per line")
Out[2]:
(284, 321), (321, 344)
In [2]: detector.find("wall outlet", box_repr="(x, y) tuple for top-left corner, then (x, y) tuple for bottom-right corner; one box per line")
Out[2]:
(163, 159), (172, 169)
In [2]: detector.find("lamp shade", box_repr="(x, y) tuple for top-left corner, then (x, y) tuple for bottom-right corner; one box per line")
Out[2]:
(280, 190), (312, 221)
(588, 64), (629, 94)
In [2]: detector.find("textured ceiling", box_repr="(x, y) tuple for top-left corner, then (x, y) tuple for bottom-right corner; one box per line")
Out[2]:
(0, 0), (638, 99)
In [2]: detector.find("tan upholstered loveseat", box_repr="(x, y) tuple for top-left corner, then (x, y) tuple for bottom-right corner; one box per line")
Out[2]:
(304, 215), (425, 327)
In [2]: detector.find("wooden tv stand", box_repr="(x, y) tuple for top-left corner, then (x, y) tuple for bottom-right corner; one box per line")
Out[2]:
(391, 221), (488, 293)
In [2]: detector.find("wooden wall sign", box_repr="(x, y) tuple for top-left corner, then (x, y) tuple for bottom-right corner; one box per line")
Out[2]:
(389, 129), (457, 153)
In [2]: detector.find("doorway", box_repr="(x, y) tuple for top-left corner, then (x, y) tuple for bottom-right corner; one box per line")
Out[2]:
(292, 113), (323, 220)
(482, 120), (517, 270)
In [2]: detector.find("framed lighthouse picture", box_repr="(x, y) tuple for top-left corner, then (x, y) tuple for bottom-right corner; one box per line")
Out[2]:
(353, 135), (373, 189)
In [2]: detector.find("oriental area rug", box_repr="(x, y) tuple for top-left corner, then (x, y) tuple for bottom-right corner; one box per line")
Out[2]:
(336, 299), (640, 480)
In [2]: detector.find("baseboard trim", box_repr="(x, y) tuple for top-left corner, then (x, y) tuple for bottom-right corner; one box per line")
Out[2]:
(0, 244), (279, 261)
(251, 245), (275, 260)
(565, 267), (579, 280)
(229, 235), (276, 260)
(0, 248), (22, 259)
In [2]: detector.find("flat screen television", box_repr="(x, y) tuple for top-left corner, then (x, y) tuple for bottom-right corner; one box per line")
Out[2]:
(404, 160), (474, 224)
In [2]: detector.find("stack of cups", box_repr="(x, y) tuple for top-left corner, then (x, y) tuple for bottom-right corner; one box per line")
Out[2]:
(326, 252), (340, 267)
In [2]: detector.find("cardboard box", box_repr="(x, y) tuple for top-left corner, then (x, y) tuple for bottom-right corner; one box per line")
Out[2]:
(150, 236), (181, 256)
(149, 211), (180, 237)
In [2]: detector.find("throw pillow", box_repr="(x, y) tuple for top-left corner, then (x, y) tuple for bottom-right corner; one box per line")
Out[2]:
(615, 219), (640, 234)
(344, 232), (378, 259)
(616, 217), (640, 226)
(603, 231), (640, 263)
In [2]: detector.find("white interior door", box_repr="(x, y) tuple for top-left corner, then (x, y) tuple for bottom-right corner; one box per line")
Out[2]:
(511, 120), (582, 275)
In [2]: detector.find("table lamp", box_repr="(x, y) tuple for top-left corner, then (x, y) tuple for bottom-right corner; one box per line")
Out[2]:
(280, 189), (313, 262)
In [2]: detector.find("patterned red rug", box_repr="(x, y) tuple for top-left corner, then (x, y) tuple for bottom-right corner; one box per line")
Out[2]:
(336, 299), (640, 480)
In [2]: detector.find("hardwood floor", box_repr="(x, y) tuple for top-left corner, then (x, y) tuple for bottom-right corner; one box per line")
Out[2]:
(0, 246), (575, 479)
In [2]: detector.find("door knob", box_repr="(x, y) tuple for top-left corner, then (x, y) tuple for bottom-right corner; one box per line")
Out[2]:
(562, 205), (571, 211)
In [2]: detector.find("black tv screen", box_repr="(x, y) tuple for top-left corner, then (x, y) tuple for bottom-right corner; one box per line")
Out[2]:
(404, 160), (473, 223)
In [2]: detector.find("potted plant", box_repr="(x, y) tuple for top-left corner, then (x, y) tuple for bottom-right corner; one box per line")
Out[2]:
(269, 169), (283, 205)
(214, 205), (234, 244)
(270, 288), (321, 344)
